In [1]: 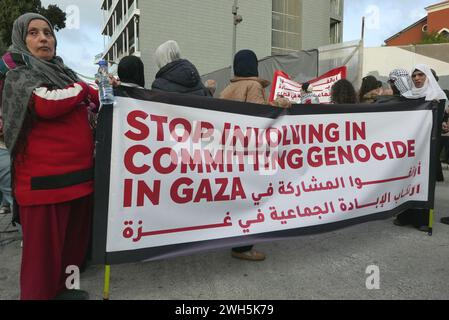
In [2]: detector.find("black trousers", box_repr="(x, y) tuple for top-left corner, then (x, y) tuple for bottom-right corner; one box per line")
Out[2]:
(396, 209), (429, 227)
(232, 245), (253, 253)
(437, 136), (449, 181)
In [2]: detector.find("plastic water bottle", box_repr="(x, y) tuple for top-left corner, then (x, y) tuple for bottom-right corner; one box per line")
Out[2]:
(96, 60), (115, 105)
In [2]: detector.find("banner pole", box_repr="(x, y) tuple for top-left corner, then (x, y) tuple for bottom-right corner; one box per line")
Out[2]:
(103, 265), (111, 300)
(428, 209), (434, 236)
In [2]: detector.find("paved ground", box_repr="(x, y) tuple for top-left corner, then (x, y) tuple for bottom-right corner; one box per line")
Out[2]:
(1, 170), (449, 301)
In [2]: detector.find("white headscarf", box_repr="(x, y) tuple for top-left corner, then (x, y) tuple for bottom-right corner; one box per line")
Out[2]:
(406, 64), (447, 101)
(154, 40), (181, 69)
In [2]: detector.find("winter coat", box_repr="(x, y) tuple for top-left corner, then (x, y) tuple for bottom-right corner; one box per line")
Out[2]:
(13, 82), (98, 206)
(374, 95), (405, 104)
(219, 77), (270, 104)
(151, 59), (209, 96)
(361, 91), (381, 104)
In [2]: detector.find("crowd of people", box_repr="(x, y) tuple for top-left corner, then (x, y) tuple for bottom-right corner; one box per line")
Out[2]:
(0, 12), (448, 300)
(329, 66), (449, 232)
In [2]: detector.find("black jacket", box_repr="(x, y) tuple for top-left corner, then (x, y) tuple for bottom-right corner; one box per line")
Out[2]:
(374, 95), (406, 104)
(151, 59), (210, 96)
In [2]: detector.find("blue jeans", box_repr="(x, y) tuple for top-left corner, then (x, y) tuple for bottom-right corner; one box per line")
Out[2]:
(0, 148), (12, 206)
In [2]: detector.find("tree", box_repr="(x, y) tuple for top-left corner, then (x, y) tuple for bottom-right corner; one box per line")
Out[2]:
(0, 37), (7, 55)
(0, 0), (66, 48)
(421, 31), (449, 44)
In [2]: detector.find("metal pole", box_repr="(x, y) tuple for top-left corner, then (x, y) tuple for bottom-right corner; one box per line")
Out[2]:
(361, 16), (365, 41)
(103, 265), (111, 300)
(358, 17), (365, 90)
(231, 0), (238, 77)
(231, 0), (243, 77)
(428, 208), (434, 236)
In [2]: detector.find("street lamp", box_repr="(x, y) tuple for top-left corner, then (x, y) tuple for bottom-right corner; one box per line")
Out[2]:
(231, 0), (243, 76)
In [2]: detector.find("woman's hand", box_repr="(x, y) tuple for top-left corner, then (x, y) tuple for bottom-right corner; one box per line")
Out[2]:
(442, 121), (449, 134)
(271, 97), (291, 108)
(109, 74), (121, 87)
(94, 75), (121, 87)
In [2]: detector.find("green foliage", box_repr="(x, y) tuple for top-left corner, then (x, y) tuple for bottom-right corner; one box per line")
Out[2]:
(0, 37), (7, 55)
(0, 0), (66, 47)
(421, 31), (449, 44)
(39, 5), (66, 31)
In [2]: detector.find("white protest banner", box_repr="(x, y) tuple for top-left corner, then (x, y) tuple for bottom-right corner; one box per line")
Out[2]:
(269, 67), (347, 104)
(93, 89), (439, 264)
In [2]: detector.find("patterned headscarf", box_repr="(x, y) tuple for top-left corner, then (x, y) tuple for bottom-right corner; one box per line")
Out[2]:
(388, 69), (412, 96)
(0, 13), (80, 154)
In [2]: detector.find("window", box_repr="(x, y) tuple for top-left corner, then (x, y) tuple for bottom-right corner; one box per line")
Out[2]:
(272, 0), (301, 54)
(330, 21), (341, 44)
(439, 28), (449, 39)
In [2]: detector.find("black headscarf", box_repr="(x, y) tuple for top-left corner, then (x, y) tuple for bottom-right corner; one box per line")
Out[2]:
(233, 50), (258, 77)
(118, 55), (145, 88)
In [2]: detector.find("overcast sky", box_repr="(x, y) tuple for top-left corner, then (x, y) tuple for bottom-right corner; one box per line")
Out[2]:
(344, 0), (439, 46)
(41, 0), (441, 77)
(41, 0), (103, 78)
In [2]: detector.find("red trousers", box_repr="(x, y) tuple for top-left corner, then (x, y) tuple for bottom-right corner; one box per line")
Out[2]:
(19, 194), (93, 300)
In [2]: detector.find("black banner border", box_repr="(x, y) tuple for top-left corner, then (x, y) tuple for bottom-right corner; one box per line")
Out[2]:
(92, 88), (442, 265)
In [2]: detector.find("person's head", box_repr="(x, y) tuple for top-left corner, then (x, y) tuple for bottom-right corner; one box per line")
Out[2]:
(118, 55), (145, 88)
(331, 79), (357, 104)
(233, 49), (258, 78)
(301, 82), (313, 93)
(410, 64), (447, 101)
(412, 68), (427, 88)
(388, 69), (412, 96)
(154, 40), (181, 69)
(359, 75), (382, 100)
(12, 13), (56, 61)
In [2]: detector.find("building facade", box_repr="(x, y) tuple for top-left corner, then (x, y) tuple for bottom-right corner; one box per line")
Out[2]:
(272, 0), (344, 54)
(101, 0), (344, 79)
(385, 0), (449, 46)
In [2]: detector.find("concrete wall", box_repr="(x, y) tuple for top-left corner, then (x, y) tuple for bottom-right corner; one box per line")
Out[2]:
(139, 0), (272, 82)
(399, 43), (449, 64)
(300, 0), (332, 50)
(363, 46), (449, 90)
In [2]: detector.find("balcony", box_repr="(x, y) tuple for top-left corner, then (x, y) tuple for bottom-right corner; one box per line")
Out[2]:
(103, 6), (140, 57)
(101, 0), (118, 17)
(101, 0), (138, 36)
(102, 22), (140, 63)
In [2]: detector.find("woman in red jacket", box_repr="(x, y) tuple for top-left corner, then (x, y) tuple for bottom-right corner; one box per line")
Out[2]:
(0, 13), (99, 300)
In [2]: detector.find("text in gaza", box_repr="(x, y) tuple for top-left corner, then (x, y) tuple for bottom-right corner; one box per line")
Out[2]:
(122, 164), (421, 207)
(124, 140), (417, 175)
(125, 111), (369, 146)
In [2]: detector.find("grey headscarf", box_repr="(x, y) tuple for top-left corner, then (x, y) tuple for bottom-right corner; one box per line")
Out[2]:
(1, 13), (80, 154)
(154, 40), (181, 69)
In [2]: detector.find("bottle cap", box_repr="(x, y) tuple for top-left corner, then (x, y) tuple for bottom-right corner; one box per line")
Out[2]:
(98, 60), (108, 66)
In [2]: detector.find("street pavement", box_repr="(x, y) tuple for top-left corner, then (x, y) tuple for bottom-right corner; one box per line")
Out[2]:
(1, 171), (449, 300)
